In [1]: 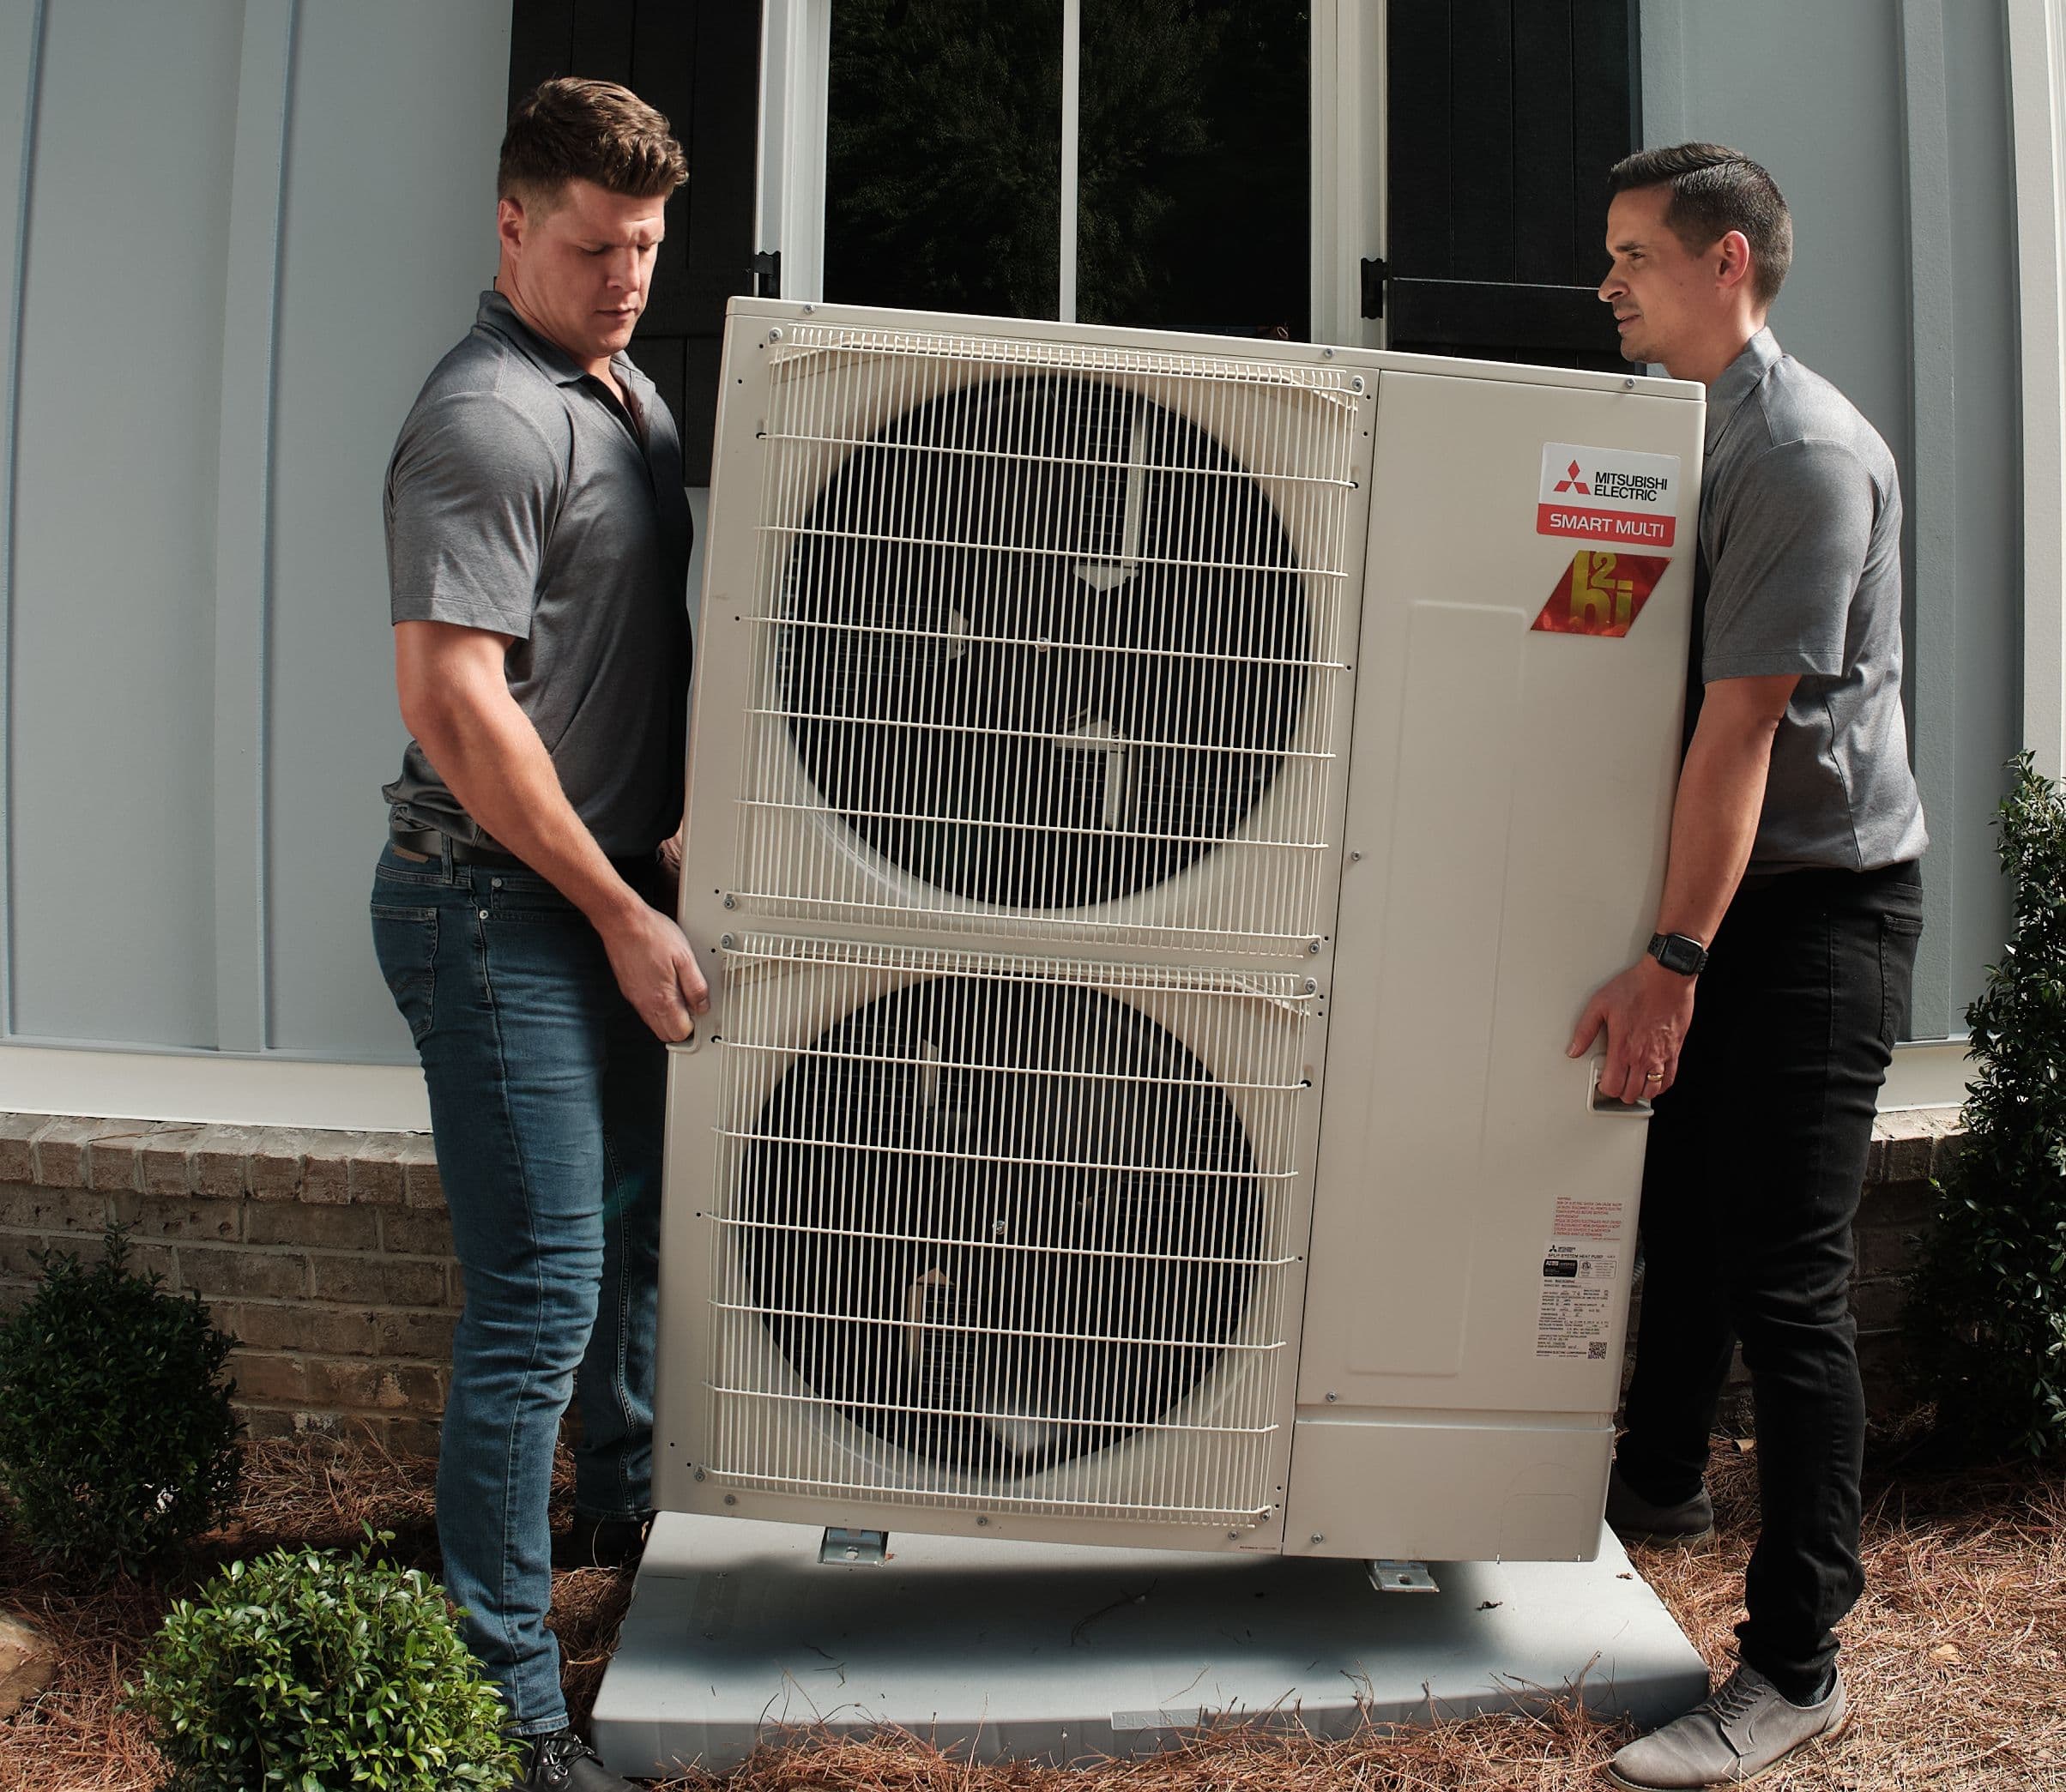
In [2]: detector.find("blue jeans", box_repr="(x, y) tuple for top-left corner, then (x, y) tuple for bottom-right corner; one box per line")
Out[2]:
(370, 840), (665, 1735)
(1617, 860), (1923, 1702)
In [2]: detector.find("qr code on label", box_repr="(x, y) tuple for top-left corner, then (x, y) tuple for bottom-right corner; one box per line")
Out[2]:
(1587, 1342), (1608, 1360)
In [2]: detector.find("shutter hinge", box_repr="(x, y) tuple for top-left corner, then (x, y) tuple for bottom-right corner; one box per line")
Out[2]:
(1360, 256), (1387, 320)
(751, 249), (782, 299)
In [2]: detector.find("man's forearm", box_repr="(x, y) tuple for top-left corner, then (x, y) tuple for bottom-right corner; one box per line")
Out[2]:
(412, 680), (646, 935)
(1653, 703), (1780, 945)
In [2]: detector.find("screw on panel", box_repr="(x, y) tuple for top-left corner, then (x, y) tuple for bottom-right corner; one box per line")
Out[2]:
(723, 1493), (737, 1505)
(1227, 1530), (1240, 1540)
(719, 933), (735, 951)
(1307, 939), (1322, 956)
(1303, 978), (1317, 995)
(1623, 376), (1636, 389)
(976, 1515), (990, 1526)
(768, 326), (783, 342)
(1350, 375), (1366, 393)
(693, 1469), (705, 1481)
(1310, 1533), (1326, 1544)
(722, 894), (737, 909)
(1349, 850), (1362, 863)
(1325, 1391), (1338, 1402)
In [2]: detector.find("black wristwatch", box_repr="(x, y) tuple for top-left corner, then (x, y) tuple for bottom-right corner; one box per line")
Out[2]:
(1647, 932), (1710, 976)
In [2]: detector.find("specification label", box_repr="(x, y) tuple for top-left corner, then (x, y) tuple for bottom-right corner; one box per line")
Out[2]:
(1536, 1244), (1620, 1361)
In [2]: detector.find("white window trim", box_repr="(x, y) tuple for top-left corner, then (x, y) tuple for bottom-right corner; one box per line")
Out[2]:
(757, 0), (831, 304)
(758, 0), (1384, 343)
(2009, 0), (2066, 781)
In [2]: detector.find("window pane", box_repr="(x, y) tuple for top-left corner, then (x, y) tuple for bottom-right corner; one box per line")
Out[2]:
(1078, 1), (1310, 339)
(824, 0), (1064, 319)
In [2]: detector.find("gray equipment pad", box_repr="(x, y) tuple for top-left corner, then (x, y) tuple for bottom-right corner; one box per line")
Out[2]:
(592, 1514), (1707, 1776)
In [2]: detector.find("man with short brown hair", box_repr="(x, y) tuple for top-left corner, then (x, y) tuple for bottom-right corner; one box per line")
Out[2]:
(1570, 143), (1925, 1789)
(372, 78), (704, 1790)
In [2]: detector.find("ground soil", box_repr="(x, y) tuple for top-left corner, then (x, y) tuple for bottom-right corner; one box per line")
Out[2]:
(1, 1435), (2059, 1790)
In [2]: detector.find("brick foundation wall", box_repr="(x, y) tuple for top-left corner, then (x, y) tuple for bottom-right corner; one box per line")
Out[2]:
(0, 1115), (456, 1454)
(0, 1107), (1967, 1453)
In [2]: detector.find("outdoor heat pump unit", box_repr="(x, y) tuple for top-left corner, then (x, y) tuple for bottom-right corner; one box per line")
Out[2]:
(655, 298), (1703, 1566)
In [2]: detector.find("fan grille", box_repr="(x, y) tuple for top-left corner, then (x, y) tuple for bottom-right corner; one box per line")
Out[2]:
(733, 326), (1362, 952)
(702, 934), (1312, 1524)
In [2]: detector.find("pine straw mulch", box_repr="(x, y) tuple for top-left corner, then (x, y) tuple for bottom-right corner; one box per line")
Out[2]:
(1, 1433), (2060, 1791)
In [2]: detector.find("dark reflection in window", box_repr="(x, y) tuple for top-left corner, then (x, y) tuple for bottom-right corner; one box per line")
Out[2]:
(824, 0), (1064, 319)
(1079, 1), (1309, 340)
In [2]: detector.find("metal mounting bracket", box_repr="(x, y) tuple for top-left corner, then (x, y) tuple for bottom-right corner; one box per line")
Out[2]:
(1368, 1559), (1439, 1593)
(819, 1527), (888, 1565)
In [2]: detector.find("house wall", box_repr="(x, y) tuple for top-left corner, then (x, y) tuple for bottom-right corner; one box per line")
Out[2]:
(1640, 0), (2025, 1040)
(0, 0), (2042, 1113)
(0, 0), (510, 1074)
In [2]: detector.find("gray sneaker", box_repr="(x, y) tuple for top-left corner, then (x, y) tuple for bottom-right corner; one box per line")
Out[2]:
(1604, 1665), (1848, 1789)
(1605, 1462), (1716, 1549)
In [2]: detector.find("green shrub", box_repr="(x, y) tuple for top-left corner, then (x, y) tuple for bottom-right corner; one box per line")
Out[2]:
(1905, 752), (2066, 1457)
(132, 1533), (519, 1790)
(0, 1228), (241, 1577)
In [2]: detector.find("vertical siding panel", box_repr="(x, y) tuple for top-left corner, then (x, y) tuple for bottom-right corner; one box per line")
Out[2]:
(263, 1), (510, 1058)
(213, 0), (299, 1052)
(1900, 0), (1960, 1035)
(11, 0), (242, 1047)
(0, 0), (47, 1036)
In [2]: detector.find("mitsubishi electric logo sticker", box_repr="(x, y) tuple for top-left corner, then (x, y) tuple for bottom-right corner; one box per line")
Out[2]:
(1537, 441), (1682, 547)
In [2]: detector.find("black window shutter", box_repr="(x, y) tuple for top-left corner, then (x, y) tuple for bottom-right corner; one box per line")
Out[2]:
(509, 1), (764, 484)
(1385, 0), (1640, 371)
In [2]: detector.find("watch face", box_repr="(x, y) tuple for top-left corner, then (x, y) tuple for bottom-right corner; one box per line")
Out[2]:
(1657, 934), (1703, 974)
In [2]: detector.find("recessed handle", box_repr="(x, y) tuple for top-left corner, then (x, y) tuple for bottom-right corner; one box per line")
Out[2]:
(1588, 1057), (1652, 1117)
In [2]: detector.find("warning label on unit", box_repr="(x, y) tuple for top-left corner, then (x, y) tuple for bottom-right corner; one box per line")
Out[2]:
(1537, 1244), (1620, 1361)
(1537, 442), (1682, 547)
(1552, 1198), (1625, 1241)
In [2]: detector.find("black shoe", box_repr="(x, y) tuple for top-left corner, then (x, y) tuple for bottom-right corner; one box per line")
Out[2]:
(551, 1509), (654, 1572)
(512, 1727), (637, 1791)
(1606, 1462), (1716, 1549)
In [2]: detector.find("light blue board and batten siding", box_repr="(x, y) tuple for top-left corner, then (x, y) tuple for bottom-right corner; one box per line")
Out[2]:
(0, 0), (510, 1064)
(0, 0), (2037, 1082)
(1640, 0), (2021, 1039)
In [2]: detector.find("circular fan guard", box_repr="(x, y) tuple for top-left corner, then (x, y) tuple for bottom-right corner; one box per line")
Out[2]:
(781, 374), (1310, 909)
(742, 975), (1260, 1479)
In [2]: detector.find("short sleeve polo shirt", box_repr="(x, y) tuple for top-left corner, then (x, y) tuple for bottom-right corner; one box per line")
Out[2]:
(381, 289), (693, 857)
(1697, 329), (1927, 874)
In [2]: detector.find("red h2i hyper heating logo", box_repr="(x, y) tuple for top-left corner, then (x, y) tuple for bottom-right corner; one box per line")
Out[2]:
(1531, 550), (1670, 639)
(1537, 441), (1681, 546)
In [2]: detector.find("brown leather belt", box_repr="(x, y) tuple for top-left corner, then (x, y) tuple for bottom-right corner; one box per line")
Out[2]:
(388, 825), (655, 882)
(389, 826), (524, 870)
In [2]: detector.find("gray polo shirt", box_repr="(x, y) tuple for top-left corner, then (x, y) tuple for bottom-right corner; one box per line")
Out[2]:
(1696, 329), (1927, 873)
(382, 289), (692, 857)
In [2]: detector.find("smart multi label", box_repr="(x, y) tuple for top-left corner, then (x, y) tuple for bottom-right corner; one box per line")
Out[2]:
(1537, 441), (1682, 547)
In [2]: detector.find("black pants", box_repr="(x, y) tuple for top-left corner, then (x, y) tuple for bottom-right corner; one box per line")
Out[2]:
(1616, 861), (1924, 1702)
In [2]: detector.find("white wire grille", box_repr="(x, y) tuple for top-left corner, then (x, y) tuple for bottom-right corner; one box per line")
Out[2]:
(731, 325), (1363, 954)
(701, 933), (1314, 1524)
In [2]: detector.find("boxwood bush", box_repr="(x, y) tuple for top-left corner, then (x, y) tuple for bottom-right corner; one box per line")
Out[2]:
(1905, 752), (2066, 1457)
(0, 1228), (240, 1577)
(132, 1534), (518, 1790)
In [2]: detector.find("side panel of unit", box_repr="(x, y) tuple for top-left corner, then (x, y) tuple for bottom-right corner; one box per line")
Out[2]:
(1284, 368), (1703, 1560)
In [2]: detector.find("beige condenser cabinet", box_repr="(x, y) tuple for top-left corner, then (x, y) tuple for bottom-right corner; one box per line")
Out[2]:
(654, 297), (1702, 1565)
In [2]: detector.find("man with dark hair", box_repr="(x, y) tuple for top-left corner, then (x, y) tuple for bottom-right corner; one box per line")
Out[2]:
(1568, 142), (1925, 1789)
(372, 77), (704, 1792)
